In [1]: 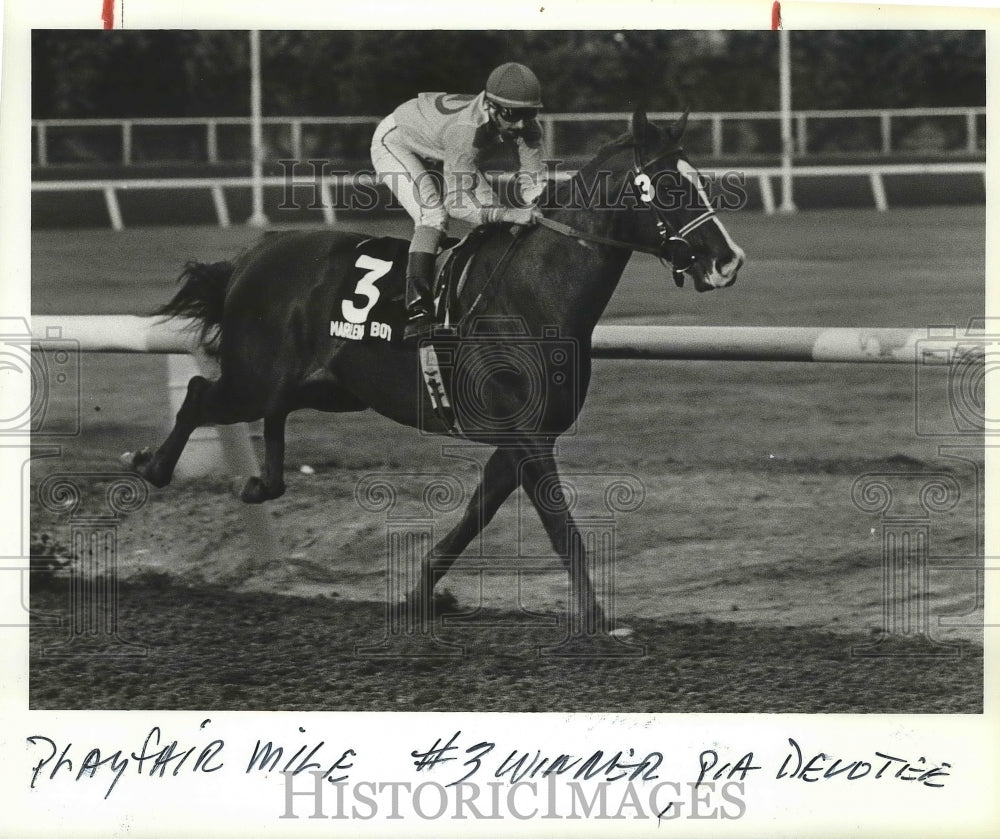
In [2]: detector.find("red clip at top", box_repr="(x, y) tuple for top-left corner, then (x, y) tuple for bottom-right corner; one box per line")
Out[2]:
(102, 0), (115, 29)
(771, 1), (782, 31)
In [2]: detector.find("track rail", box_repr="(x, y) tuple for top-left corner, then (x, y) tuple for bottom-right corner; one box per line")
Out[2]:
(30, 315), (985, 364)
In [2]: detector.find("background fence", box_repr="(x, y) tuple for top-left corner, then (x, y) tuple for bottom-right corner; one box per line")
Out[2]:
(29, 107), (988, 229)
(32, 107), (987, 167)
(29, 161), (988, 230)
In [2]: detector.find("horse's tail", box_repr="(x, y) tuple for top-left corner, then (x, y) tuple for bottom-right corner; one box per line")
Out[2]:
(154, 259), (234, 352)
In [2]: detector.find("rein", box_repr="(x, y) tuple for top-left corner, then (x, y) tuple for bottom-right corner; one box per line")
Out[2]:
(448, 230), (524, 329)
(536, 216), (663, 256)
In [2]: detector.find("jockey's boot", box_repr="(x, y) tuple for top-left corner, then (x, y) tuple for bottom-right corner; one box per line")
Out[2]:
(403, 250), (437, 342)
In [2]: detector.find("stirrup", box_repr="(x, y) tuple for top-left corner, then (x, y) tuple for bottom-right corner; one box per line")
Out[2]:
(403, 312), (435, 342)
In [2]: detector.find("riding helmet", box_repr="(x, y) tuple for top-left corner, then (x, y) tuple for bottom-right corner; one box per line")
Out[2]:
(485, 62), (544, 108)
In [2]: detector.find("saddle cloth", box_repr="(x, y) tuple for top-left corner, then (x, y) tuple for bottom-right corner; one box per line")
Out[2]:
(327, 236), (410, 345)
(327, 230), (486, 346)
(328, 231), (489, 434)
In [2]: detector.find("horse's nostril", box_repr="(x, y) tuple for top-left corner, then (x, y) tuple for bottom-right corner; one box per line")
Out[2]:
(716, 258), (736, 277)
(717, 250), (745, 279)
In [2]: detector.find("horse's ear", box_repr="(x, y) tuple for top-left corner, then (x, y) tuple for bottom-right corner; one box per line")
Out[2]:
(630, 108), (650, 145)
(667, 110), (689, 143)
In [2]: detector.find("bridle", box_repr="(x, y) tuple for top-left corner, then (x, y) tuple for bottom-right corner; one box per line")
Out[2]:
(631, 143), (718, 286)
(537, 139), (718, 287)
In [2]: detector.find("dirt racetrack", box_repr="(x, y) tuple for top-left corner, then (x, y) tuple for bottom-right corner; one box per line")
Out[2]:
(28, 206), (986, 712)
(29, 582), (981, 712)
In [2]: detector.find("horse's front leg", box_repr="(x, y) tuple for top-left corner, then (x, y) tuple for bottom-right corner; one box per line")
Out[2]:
(408, 446), (520, 613)
(516, 443), (605, 636)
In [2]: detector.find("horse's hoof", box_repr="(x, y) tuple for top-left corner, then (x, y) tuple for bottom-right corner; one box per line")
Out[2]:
(240, 477), (267, 503)
(121, 448), (170, 488)
(120, 448), (152, 470)
(404, 587), (459, 617)
(239, 476), (284, 504)
(432, 588), (460, 613)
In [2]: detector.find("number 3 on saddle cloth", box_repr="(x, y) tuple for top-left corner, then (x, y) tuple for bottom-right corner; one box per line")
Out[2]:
(327, 231), (487, 433)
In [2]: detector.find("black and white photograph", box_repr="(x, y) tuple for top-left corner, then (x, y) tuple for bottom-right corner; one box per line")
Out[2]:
(2, 1), (997, 836)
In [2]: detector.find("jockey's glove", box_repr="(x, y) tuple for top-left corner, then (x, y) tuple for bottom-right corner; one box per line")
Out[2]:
(496, 206), (543, 226)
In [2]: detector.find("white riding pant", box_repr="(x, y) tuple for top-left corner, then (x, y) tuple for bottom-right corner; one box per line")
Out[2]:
(370, 115), (449, 244)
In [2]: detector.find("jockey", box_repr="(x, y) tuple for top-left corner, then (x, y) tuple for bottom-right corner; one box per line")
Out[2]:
(370, 62), (547, 340)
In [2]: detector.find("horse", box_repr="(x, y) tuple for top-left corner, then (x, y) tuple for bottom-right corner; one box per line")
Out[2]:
(125, 108), (745, 631)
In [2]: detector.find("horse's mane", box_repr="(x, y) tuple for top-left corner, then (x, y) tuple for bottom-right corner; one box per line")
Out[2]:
(545, 132), (635, 207)
(582, 132), (637, 172)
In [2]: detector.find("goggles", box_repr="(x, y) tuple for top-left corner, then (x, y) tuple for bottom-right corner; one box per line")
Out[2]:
(492, 104), (538, 123)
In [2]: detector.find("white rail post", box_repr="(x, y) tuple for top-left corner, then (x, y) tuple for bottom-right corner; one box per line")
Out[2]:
(103, 186), (124, 231)
(778, 27), (797, 213)
(320, 176), (336, 225)
(248, 30), (268, 227)
(168, 350), (278, 571)
(122, 121), (133, 165)
(869, 172), (888, 212)
(711, 114), (723, 158)
(36, 122), (49, 166)
(540, 115), (555, 159)
(759, 174), (776, 216)
(168, 353), (226, 481)
(966, 109), (978, 154)
(207, 119), (219, 164)
(211, 184), (231, 228)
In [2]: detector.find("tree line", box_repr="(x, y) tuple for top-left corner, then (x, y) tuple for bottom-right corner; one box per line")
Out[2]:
(32, 30), (985, 119)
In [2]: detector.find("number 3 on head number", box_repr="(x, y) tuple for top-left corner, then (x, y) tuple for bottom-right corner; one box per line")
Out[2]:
(634, 173), (653, 203)
(342, 256), (393, 324)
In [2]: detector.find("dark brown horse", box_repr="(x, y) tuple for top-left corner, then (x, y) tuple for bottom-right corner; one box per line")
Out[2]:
(126, 109), (744, 629)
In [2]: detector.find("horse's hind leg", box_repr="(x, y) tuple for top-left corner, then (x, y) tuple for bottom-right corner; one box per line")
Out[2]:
(239, 412), (288, 503)
(127, 375), (257, 488)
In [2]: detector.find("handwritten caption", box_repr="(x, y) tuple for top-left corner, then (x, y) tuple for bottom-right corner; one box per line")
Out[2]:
(409, 730), (951, 789)
(26, 719), (355, 800)
(24, 723), (951, 806)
